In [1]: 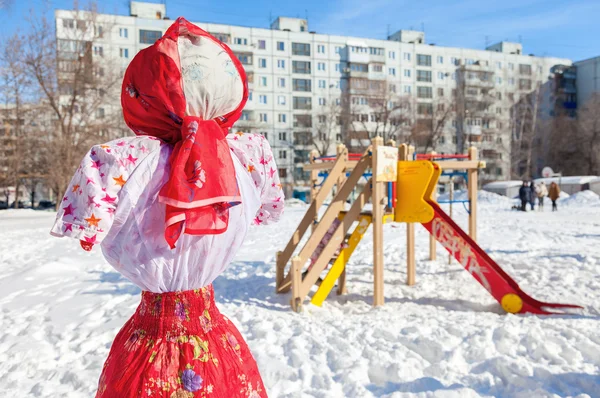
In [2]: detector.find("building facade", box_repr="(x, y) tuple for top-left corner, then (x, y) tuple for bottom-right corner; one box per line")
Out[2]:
(574, 56), (600, 108)
(56, 1), (573, 195)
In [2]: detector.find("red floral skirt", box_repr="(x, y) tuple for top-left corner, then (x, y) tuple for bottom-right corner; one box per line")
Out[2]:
(96, 286), (267, 397)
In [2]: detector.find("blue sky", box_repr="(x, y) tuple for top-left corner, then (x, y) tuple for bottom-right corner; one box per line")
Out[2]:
(2, 0), (599, 61)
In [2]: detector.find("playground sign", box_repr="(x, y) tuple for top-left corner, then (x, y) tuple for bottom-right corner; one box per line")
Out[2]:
(375, 146), (398, 182)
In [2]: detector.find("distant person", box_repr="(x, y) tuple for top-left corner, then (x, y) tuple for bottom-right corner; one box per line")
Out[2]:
(549, 182), (561, 211)
(537, 182), (548, 210)
(529, 181), (536, 211)
(519, 181), (531, 211)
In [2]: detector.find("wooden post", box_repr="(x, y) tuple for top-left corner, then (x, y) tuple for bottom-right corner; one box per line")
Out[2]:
(448, 177), (454, 265)
(335, 144), (348, 296)
(290, 256), (302, 312)
(399, 144), (416, 286)
(275, 251), (283, 290)
(468, 147), (478, 241)
(309, 149), (320, 232)
(372, 136), (385, 306)
(428, 150), (437, 261)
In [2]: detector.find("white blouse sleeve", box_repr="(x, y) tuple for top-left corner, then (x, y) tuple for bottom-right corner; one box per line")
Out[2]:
(227, 132), (284, 225)
(50, 137), (161, 246)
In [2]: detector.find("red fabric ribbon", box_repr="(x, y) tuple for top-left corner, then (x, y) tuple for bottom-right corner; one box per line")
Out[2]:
(120, 18), (248, 248)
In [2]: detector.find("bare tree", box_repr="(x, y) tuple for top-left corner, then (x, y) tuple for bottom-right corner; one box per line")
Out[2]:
(313, 96), (341, 156)
(410, 97), (453, 153)
(0, 33), (33, 207)
(22, 2), (126, 206)
(578, 93), (600, 174)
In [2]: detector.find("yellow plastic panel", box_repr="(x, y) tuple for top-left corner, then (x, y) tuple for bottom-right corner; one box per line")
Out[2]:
(394, 160), (436, 223)
(423, 162), (442, 202)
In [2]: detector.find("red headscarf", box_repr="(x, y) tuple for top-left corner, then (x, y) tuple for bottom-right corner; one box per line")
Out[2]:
(121, 18), (248, 249)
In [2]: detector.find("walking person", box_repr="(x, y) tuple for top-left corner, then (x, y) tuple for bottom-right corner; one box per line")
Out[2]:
(549, 181), (561, 212)
(529, 181), (537, 211)
(537, 182), (548, 211)
(50, 18), (283, 397)
(519, 181), (531, 211)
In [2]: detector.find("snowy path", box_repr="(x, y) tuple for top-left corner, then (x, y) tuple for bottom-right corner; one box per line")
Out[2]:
(0, 193), (599, 397)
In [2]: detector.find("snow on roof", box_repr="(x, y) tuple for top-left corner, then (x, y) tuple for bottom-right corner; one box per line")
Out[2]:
(483, 180), (523, 189)
(534, 176), (599, 185)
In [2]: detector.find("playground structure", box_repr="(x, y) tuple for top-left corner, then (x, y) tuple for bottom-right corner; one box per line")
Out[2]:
(275, 137), (581, 315)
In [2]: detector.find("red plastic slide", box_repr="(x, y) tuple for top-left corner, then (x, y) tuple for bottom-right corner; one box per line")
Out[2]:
(422, 201), (581, 314)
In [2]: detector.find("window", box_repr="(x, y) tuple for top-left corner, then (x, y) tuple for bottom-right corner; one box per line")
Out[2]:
(240, 111), (251, 121)
(438, 71), (445, 80)
(277, 41), (285, 51)
(317, 62), (326, 71)
(236, 53), (252, 65)
(404, 85), (411, 94)
(279, 150), (287, 159)
(278, 113), (286, 123)
(403, 52), (411, 61)
(496, 137), (503, 143)
(211, 32), (230, 43)
(437, 56), (443, 64)
(293, 97), (312, 110)
(293, 115), (312, 127)
(508, 62), (514, 70)
(119, 48), (129, 58)
(519, 78), (532, 90)
(335, 63), (341, 72)
(277, 95), (286, 105)
(94, 46), (103, 57)
(76, 20), (86, 30)
(437, 103), (445, 111)
(537, 65), (543, 74)
(508, 93), (514, 101)
(248, 91), (253, 101)
(261, 132), (268, 140)
(496, 61), (502, 69)
(508, 77), (515, 85)
(96, 108), (105, 118)
(466, 58), (475, 65)
(388, 67), (396, 76)
(119, 28), (128, 38)
(404, 69), (411, 78)
(350, 63), (368, 72)
(293, 79), (312, 92)
(451, 57), (460, 65)
(139, 30), (162, 45)
(292, 61), (311, 74)
(519, 64), (532, 75)
(278, 78), (286, 88)
(439, 136), (445, 144)
(318, 80), (326, 88)
(279, 132), (287, 141)
(279, 168), (287, 178)
(417, 103), (433, 115)
(258, 39), (266, 49)
(259, 76), (267, 86)
(389, 51), (396, 59)
(390, 84), (396, 93)
(277, 59), (285, 69)
(417, 54), (431, 66)
(371, 64), (383, 72)
(259, 95), (267, 104)
(417, 86), (432, 98)
(63, 18), (74, 29)
(234, 38), (248, 45)
(318, 98), (326, 106)
(318, 115), (326, 123)
(496, 107), (502, 114)
(260, 113), (268, 122)
(417, 70), (432, 82)
(437, 88), (444, 96)
(369, 47), (384, 55)
(335, 46), (342, 54)
(292, 42), (311, 56)
(317, 44), (325, 53)
(258, 58), (267, 68)
(452, 136), (457, 144)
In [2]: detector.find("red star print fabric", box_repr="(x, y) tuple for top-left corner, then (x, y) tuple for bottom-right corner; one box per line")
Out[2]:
(228, 133), (284, 225)
(50, 137), (162, 245)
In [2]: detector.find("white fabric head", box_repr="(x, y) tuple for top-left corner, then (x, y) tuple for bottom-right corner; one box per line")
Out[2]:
(178, 36), (244, 120)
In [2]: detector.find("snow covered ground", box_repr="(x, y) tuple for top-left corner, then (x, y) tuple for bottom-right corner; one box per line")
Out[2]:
(1, 191), (599, 398)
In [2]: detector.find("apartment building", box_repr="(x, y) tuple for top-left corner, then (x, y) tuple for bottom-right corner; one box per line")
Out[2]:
(55, 1), (573, 194)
